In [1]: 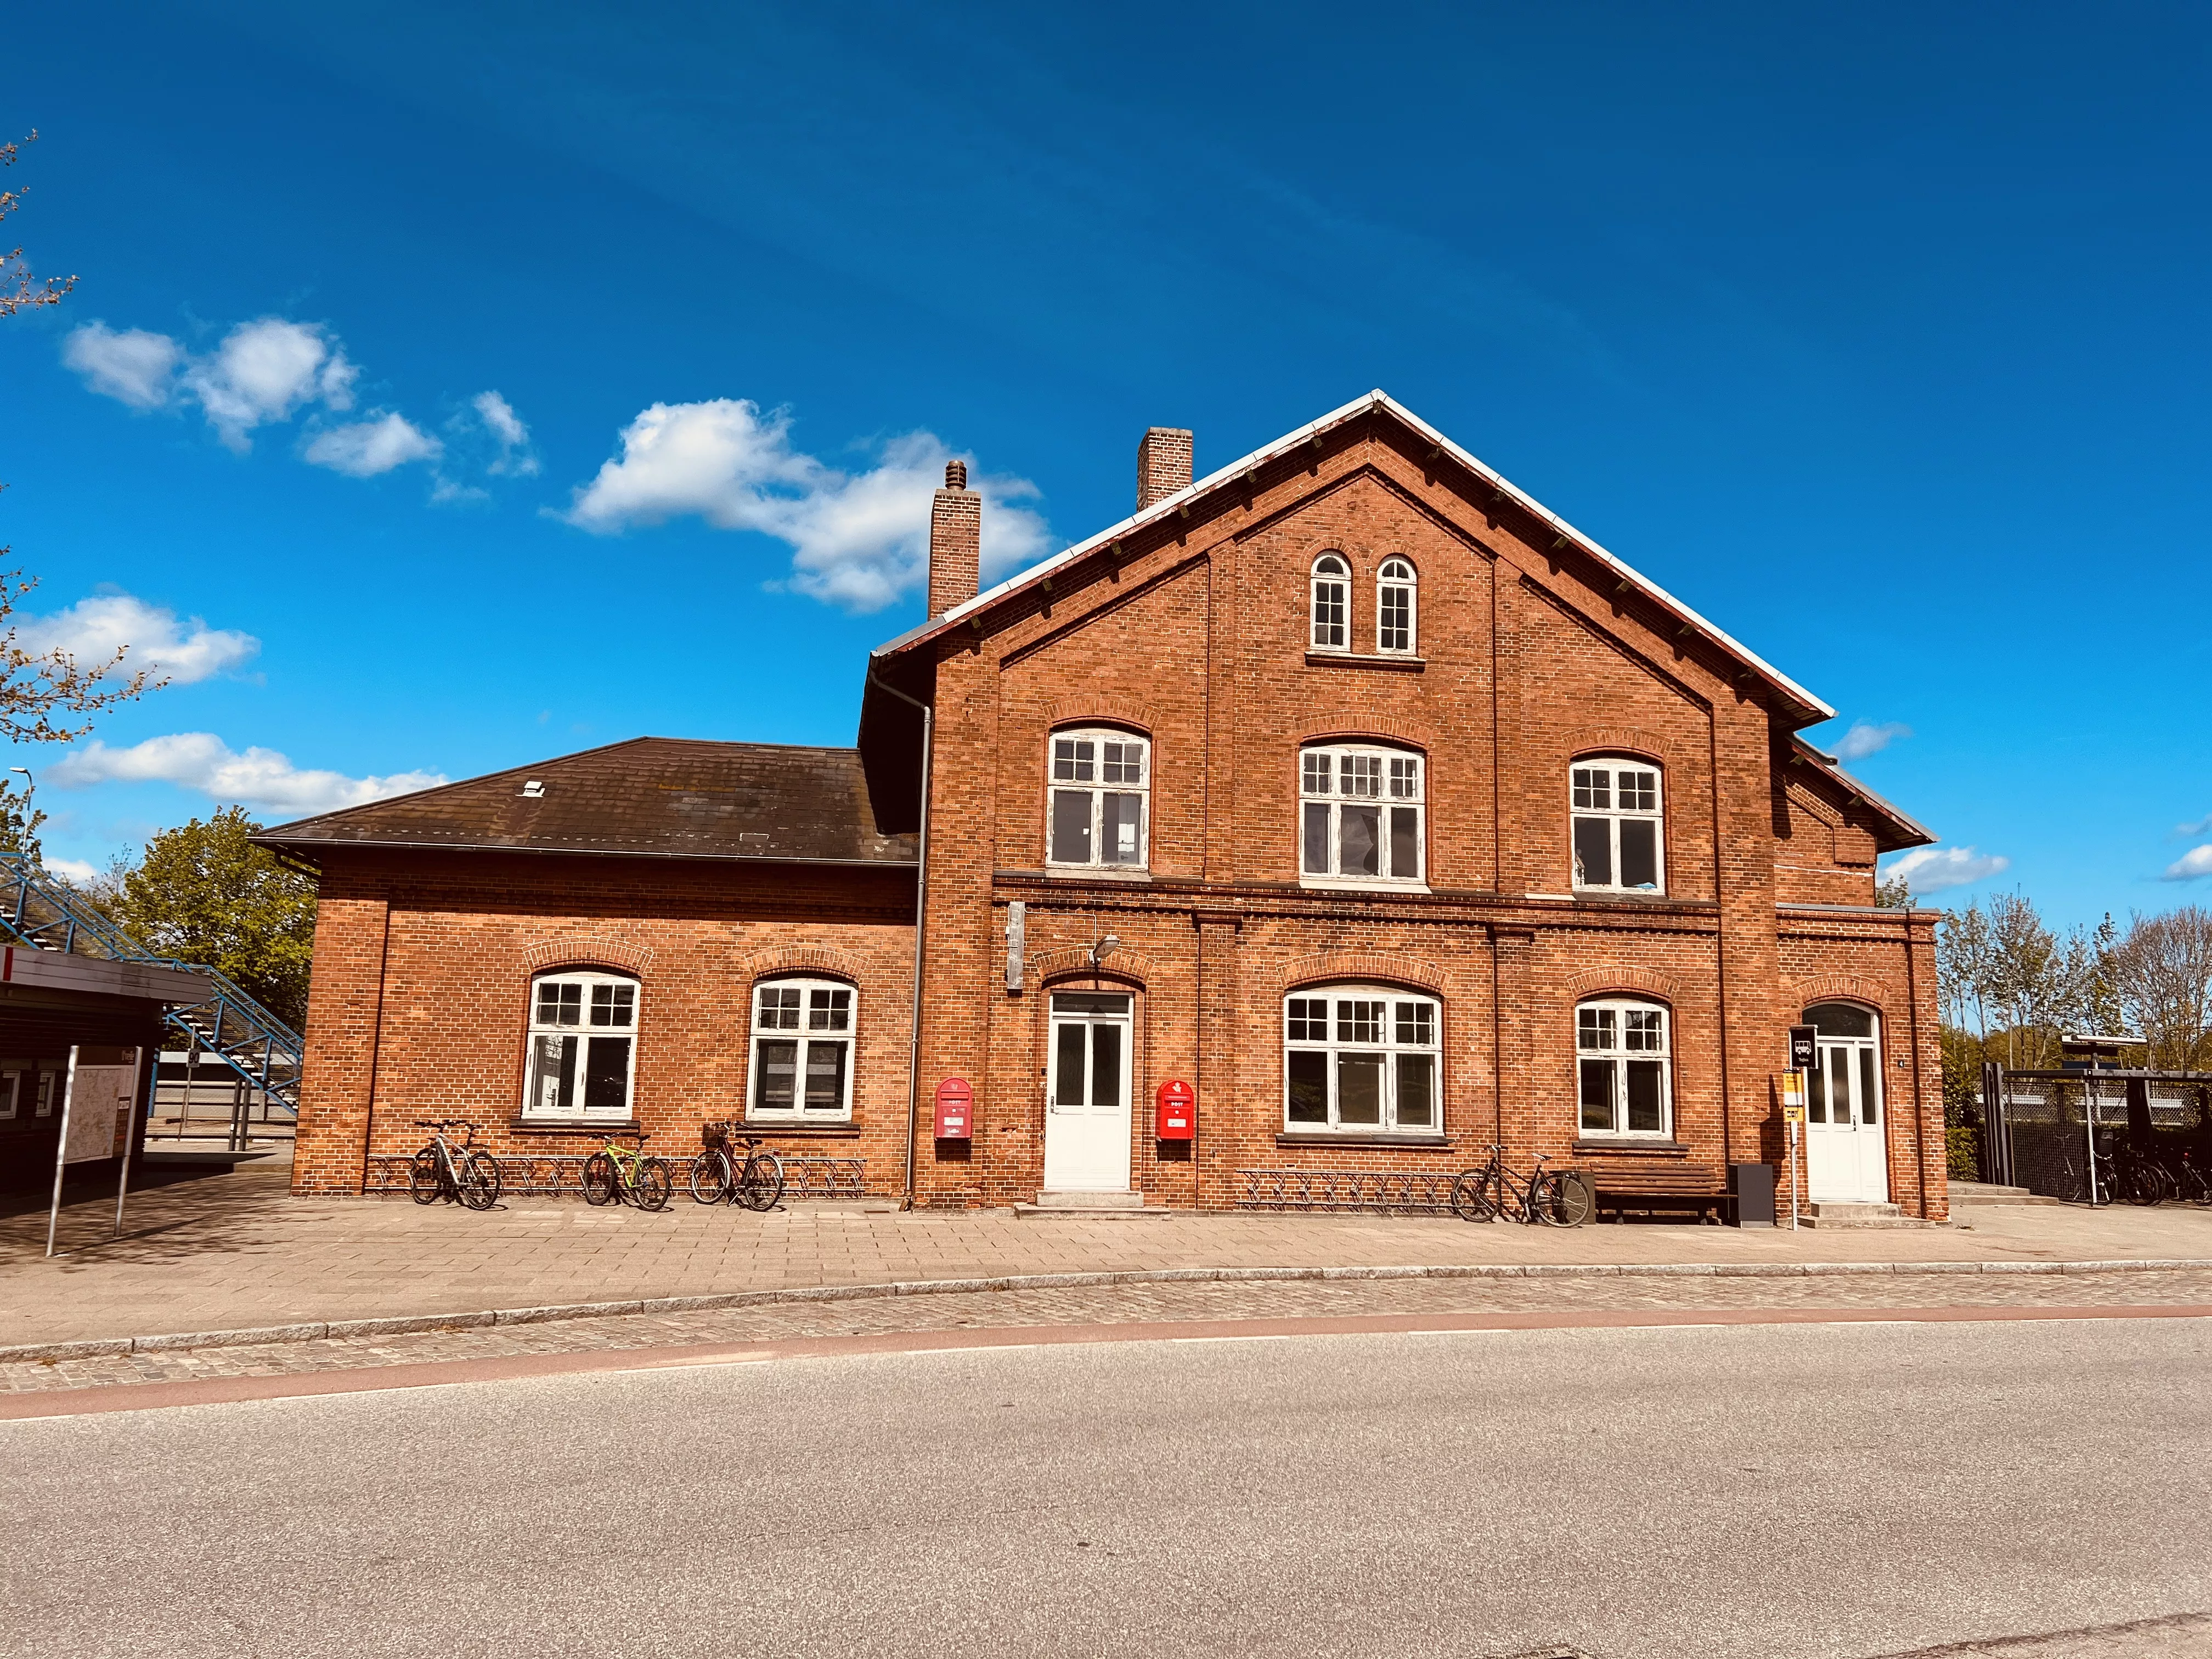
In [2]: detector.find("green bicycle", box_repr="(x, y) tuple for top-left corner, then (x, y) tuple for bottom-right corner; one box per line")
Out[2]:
(582, 1131), (673, 1211)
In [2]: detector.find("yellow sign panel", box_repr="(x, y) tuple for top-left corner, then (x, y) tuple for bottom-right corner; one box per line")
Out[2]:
(1783, 1103), (1806, 1125)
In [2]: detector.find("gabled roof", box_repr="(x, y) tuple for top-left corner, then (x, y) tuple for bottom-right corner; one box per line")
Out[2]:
(871, 389), (1836, 725)
(252, 737), (916, 867)
(1786, 737), (1935, 853)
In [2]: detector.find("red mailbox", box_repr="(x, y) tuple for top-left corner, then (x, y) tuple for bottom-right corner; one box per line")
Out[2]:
(1155, 1077), (1195, 1141)
(933, 1076), (973, 1140)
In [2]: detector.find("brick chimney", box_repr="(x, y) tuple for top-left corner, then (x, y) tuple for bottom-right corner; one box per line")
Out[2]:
(929, 459), (981, 618)
(1136, 427), (1193, 509)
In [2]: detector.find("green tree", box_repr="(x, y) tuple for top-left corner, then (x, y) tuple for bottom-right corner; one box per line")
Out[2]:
(0, 777), (46, 864)
(107, 808), (315, 1028)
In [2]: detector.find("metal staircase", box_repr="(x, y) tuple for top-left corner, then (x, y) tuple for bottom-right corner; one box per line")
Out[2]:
(0, 853), (303, 1118)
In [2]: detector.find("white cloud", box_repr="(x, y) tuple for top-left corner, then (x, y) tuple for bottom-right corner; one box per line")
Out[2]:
(60, 323), (183, 409)
(1882, 844), (2010, 896)
(2174, 812), (2212, 838)
(12, 592), (259, 684)
(1833, 720), (1912, 763)
(562, 399), (1054, 611)
(2163, 845), (2212, 881)
(182, 318), (358, 451)
(48, 733), (445, 819)
(43, 857), (100, 887)
(304, 412), (443, 478)
(473, 391), (539, 476)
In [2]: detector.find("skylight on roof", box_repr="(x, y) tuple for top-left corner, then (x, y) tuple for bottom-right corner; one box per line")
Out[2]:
(520, 780), (545, 798)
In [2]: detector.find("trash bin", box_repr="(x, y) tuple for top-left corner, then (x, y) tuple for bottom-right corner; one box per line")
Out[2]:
(1728, 1162), (1775, 1228)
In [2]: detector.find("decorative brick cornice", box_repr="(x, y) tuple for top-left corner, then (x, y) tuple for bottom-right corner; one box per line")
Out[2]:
(523, 935), (654, 975)
(733, 944), (870, 986)
(1299, 721), (1428, 751)
(1787, 974), (1894, 1016)
(1041, 699), (1156, 736)
(1276, 950), (1444, 996)
(1565, 965), (1683, 1003)
(1565, 727), (1675, 769)
(1031, 946), (1157, 986)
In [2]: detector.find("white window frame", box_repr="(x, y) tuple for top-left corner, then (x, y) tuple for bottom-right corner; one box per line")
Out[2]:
(1376, 557), (1417, 654)
(1576, 997), (1673, 1139)
(1283, 985), (1442, 1135)
(0, 1062), (20, 1121)
(1300, 743), (1425, 887)
(521, 969), (641, 1121)
(1570, 756), (1666, 895)
(748, 976), (858, 1120)
(1310, 554), (1350, 652)
(1046, 727), (1151, 872)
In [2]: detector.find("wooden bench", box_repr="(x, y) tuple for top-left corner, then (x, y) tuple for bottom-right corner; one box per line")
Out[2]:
(1590, 1165), (1731, 1224)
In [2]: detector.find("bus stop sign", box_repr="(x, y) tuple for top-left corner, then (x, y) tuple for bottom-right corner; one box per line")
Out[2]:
(1788, 1025), (1818, 1071)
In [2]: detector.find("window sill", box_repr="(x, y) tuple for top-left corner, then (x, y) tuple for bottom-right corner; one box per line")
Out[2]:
(1571, 888), (1668, 902)
(1277, 1132), (1452, 1148)
(1572, 1138), (1689, 1156)
(741, 1120), (862, 1137)
(1299, 878), (1432, 895)
(1041, 866), (1153, 882)
(1305, 651), (1425, 672)
(507, 1119), (641, 1135)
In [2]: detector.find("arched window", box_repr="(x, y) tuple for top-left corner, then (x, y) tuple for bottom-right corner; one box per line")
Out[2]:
(1311, 554), (1349, 651)
(1301, 742), (1424, 883)
(1570, 757), (1664, 894)
(522, 969), (640, 1120)
(1804, 1002), (1881, 1129)
(1376, 557), (1417, 654)
(750, 977), (857, 1119)
(1284, 985), (1440, 1133)
(1576, 996), (1672, 1138)
(1047, 727), (1150, 869)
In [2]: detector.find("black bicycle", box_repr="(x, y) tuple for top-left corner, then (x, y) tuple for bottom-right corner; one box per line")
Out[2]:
(409, 1119), (503, 1211)
(1451, 1145), (1594, 1227)
(689, 1121), (786, 1210)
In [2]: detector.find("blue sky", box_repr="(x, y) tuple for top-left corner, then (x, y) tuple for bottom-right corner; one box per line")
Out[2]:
(1, 2), (2207, 929)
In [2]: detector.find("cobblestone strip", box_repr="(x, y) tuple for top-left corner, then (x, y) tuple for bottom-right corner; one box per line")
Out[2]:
(7, 1265), (2212, 1396)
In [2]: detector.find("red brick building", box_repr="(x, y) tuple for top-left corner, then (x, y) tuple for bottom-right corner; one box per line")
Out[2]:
(264, 392), (1944, 1219)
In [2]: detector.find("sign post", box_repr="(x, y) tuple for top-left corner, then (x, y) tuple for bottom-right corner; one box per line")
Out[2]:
(1780, 1068), (1807, 1232)
(43, 1045), (81, 1259)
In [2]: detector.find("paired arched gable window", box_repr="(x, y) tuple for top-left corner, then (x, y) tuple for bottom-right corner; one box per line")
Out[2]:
(1309, 553), (1419, 654)
(1571, 756), (1664, 894)
(1576, 995), (1672, 1138)
(523, 968), (640, 1120)
(1284, 984), (1440, 1133)
(1047, 726), (1150, 870)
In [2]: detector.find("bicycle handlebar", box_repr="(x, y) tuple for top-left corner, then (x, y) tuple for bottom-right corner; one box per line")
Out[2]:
(413, 1119), (481, 1131)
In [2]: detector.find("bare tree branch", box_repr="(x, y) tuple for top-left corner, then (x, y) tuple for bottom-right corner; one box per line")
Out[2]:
(0, 132), (76, 317)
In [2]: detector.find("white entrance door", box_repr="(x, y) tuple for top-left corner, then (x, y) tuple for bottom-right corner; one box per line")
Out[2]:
(1042, 991), (1132, 1192)
(1804, 1004), (1890, 1204)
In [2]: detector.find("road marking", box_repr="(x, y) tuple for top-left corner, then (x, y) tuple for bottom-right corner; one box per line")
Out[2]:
(4, 1302), (2207, 1422)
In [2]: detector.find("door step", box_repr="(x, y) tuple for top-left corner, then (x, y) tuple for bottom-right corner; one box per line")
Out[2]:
(1013, 1190), (1164, 1218)
(1799, 1200), (1931, 1229)
(1947, 1181), (2063, 1207)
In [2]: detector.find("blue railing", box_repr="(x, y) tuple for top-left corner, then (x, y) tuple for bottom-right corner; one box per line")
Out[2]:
(0, 854), (303, 1118)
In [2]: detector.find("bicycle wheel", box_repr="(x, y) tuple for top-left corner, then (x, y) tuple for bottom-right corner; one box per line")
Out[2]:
(458, 1150), (503, 1212)
(409, 1148), (444, 1204)
(1481, 1171), (1528, 1224)
(631, 1157), (674, 1212)
(2126, 1164), (2162, 1206)
(582, 1152), (619, 1206)
(738, 1150), (786, 1212)
(688, 1149), (733, 1205)
(1448, 1172), (1493, 1222)
(1548, 1170), (1596, 1228)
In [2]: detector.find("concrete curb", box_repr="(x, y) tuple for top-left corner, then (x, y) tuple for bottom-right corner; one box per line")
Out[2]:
(6, 1256), (2211, 1365)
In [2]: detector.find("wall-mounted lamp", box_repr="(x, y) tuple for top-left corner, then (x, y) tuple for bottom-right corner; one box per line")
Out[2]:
(1089, 933), (1122, 969)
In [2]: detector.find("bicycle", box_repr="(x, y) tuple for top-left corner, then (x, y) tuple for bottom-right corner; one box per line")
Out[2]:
(689, 1121), (787, 1211)
(582, 1131), (673, 1211)
(2172, 1149), (2212, 1205)
(409, 1119), (503, 1212)
(1450, 1145), (1593, 1227)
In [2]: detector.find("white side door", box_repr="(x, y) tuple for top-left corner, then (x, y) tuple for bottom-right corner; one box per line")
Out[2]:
(1042, 992), (1132, 1192)
(1805, 1035), (1890, 1203)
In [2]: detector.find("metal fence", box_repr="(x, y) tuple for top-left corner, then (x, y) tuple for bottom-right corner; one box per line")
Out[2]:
(1979, 1067), (2210, 1200)
(366, 1153), (870, 1201)
(1237, 1167), (1459, 1215)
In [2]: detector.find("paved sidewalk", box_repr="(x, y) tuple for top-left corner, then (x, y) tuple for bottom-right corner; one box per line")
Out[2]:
(6, 1162), (2212, 1348)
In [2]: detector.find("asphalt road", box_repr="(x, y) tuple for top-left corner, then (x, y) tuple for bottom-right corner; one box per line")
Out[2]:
(7, 1317), (2209, 1658)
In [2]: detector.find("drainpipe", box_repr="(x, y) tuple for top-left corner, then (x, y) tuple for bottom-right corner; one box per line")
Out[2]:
(868, 665), (933, 1211)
